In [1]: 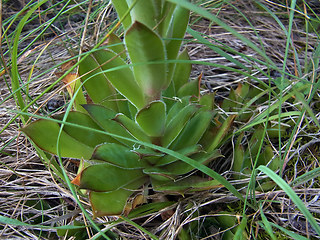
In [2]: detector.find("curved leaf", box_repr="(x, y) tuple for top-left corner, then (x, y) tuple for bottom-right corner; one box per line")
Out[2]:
(177, 79), (200, 98)
(171, 49), (192, 94)
(92, 143), (144, 169)
(53, 111), (113, 147)
(111, 0), (131, 30)
(151, 176), (221, 194)
(162, 103), (198, 147)
(126, 0), (157, 30)
(90, 190), (131, 217)
(171, 111), (213, 150)
(156, 144), (202, 166)
(113, 113), (151, 143)
(125, 21), (167, 99)
(136, 101), (166, 137)
(165, 5), (190, 81)
(107, 33), (127, 60)
(21, 119), (93, 159)
(83, 104), (133, 146)
(78, 54), (118, 111)
(78, 163), (146, 192)
(92, 49), (146, 109)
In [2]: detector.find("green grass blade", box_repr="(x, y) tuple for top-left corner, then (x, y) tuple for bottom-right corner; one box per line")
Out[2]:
(269, 222), (309, 240)
(257, 165), (320, 235)
(10, 0), (49, 122)
(187, 27), (249, 71)
(259, 205), (277, 240)
(167, 0), (275, 67)
(290, 166), (320, 187)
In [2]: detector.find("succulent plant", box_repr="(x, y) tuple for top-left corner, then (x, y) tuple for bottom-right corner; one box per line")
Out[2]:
(22, 0), (280, 217)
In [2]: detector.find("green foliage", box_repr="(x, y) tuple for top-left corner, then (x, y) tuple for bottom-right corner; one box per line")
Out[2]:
(18, 0), (292, 223)
(22, 0), (231, 217)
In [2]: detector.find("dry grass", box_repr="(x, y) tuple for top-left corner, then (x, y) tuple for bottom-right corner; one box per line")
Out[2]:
(1, 0), (320, 239)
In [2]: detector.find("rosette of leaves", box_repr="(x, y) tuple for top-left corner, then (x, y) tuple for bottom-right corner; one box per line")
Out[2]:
(21, 0), (235, 217)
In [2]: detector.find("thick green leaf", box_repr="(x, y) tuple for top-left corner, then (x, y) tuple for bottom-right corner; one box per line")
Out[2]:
(156, 144), (202, 166)
(53, 111), (112, 147)
(78, 54), (118, 111)
(258, 145), (278, 171)
(157, 1), (176, 36)
(199, 93), (215, 111)
(233, 216), (248, 239)
(166, 96), (189, 122)
(162, 103), (198, 147)
(149, 149), (221, 178)
(162, 149), (222, 175)
(171, 111), (213, 150)
(78, 163), (146, 192)
(82, 104), (133, 146)
(165, 6), (190, 81)
(177, 79), (200, 98)
(92, 143), (144, 169)
(232, 132), (245, 174)
(206, 115), (236, 152)
(113, 113), (151, 143)
(151, 176), (221, 193)
(143, 167), (174, 182)
(107, 33), (127, 60)
(111, 0), (131, 30)
(21, 119), (93, 159)
(90, 188), (133, 217)
(146, 151), (221, 181)
(126, 0), (157, 30)
(133, 148), (164, 158)
(92, 49), (146, 109)
(136, 101), (166, 137)
(125, 21), (167, 99)
(171, 49), (192, 94)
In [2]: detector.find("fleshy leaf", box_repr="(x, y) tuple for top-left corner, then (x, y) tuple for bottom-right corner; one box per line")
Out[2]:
(136, 101), (166, 137)
(125, 21), (167, 99)
(89, 179), (147, 218)
(128, 201), (175, 218)
(53, 111), (113, 148)
(127, 0), (157, 30)
(21, 119), (93, 159)
(166, 96), (190, 123)
(107, 33), (127, 60)
(161, 149), (222, 175)
(165, 6), (190, 82)
(92, 49), (146, 109)
(171, 111), (213, 150)
(151, 176), (222, 194)
(78, 163), (146, 192)
(170, 49), (192, 95)
(113, 113), (151, 143)
(92, 143), (144, 169)
(110, 0), (131, 30)
(206, 115), (236, 152)
(156, 144), (203, 166)
(82, 104), (133, 146)
(177, 78), (200, 98)
(162, 103), (198, 147)
(199, 93), (215, 111)
(78, 54), (118, 111)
